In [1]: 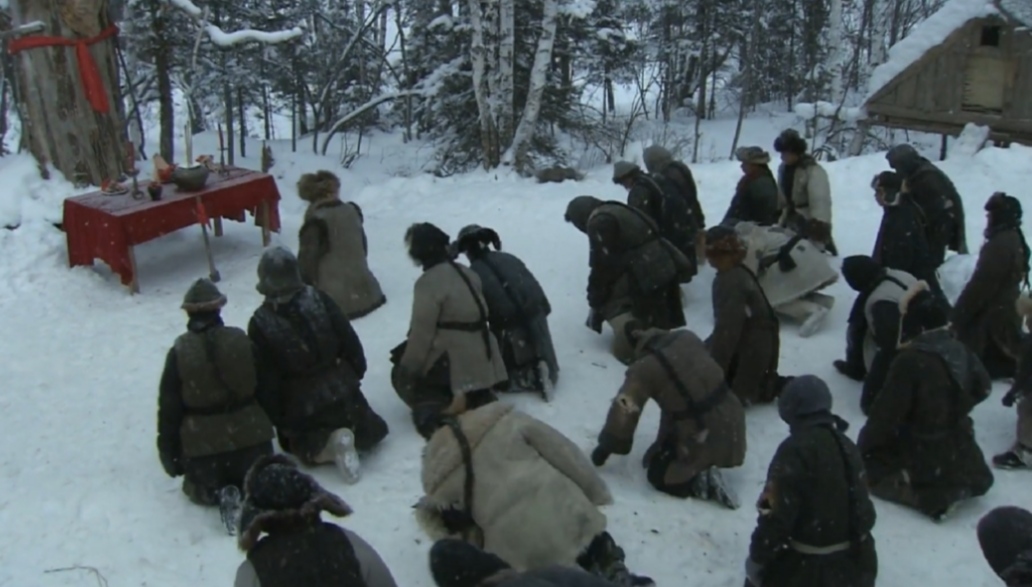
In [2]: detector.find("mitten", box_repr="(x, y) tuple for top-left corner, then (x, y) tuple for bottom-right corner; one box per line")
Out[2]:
(1003, 387), (1022, 408)
(591, 446), (610, 467)
(160, 451), (182, 478)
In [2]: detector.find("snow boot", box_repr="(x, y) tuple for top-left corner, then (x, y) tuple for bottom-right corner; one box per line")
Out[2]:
(993, 446), (1032, 470)
(704, 468), (740, 510)
(331, 428), (361, 485)
(218, 485), (242, 535)
(798, 307), (830, 338)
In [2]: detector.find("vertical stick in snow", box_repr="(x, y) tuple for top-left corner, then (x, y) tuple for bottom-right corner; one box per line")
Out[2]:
(467, 0), (500, 167)
(502, 0), (559, 172)
(498, 0), (515, 147)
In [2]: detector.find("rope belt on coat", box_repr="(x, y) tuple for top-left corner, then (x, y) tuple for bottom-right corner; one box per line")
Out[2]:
(446, 262), (493, 360)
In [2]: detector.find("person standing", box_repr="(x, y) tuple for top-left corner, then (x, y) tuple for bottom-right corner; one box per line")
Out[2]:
(885, 144), (967, 263)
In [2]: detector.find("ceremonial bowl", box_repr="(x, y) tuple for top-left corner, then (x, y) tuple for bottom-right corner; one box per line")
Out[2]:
(171, 165), (210, 192)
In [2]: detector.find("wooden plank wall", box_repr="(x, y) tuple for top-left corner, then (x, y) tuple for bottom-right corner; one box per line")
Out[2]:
(866, 17), (1032, 125)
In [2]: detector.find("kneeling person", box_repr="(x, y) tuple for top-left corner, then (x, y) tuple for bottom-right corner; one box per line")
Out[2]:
(249, 247), (388, 484)
(858, 282), (993, 521)
(746, 375), (877, 587)
(590, 324), (744, 508)
(157, 278), (275, 533)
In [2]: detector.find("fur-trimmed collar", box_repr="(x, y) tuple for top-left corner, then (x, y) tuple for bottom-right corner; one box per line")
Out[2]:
(238, 454), (353, 551)
(421, 403), (514, 498)
(306, 198), (344, 214)
(898, 280), (930, 314)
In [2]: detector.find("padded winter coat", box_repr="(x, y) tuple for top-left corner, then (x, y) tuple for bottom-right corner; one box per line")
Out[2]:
(298, 199), (385, 319)
(415, 403), (613, 571)
(736, 222), (838, 308)
(598, 328), (745, 487)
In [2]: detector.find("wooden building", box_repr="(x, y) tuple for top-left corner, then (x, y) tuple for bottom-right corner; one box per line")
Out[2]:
(862, 0), (1032, 144)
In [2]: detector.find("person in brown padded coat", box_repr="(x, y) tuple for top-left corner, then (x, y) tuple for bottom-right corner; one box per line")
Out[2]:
(589, 323), (745, 508)
(703, 225), (784, 405)
(296, 170), (386, 320)
(952, 192), (1030, 379)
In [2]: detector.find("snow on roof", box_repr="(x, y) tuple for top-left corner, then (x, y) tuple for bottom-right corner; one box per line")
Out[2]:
(997, 0), (1032, 27)
(865, 0), (1000, 102)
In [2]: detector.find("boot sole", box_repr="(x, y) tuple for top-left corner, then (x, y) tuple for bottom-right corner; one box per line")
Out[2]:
(334, 429), (361, 484)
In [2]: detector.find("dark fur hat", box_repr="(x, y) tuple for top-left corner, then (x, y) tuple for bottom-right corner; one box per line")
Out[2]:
(898, 281), (948, 344)
(978, 506), (1032, 579)
(297, 170), (341, 203)
(986, 191), (1023, 219)
(455, 224), (501, 255)
(773, 129), (807, 155)
(406, 222), (453, 266)
(237, 454), (352, 551)
(872, 171), (901, 192)
(564, 195), (604, 233)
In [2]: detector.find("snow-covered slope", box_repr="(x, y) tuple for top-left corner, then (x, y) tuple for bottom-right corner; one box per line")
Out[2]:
(0, 124), (1026, 587)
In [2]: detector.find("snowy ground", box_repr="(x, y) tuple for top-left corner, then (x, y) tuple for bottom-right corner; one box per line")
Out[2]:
(0, 115), (1026, 587)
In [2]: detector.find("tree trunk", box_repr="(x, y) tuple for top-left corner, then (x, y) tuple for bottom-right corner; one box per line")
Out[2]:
(467, 0), (499, 168)
(154, 29), (174, 161)
(503, 0), (559, 172)
(497, 0), (515, 148)
(10, 0), (126, 185)
(237, 87), (246, 158)
(223, 83), (234, 166)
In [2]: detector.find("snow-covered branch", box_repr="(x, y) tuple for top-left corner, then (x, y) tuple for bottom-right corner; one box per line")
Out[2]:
(320, 91), (424, 155)
(167, 0), (304, 47)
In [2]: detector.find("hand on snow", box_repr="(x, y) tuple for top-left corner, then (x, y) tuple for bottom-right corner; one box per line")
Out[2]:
(1003, 387), (1022, 408)
(744, 557), (764, 586)
(591, 446), (610, 467)
(160, 452), (182, 478)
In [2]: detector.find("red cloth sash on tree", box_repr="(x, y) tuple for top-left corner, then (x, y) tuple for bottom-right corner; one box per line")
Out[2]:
(8, 25), (119, 113)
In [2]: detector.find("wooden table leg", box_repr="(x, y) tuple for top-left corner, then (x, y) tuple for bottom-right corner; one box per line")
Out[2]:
(259, 201), (271, 246)
(213, 217), (223, 237)
(128, 245), (140, 295)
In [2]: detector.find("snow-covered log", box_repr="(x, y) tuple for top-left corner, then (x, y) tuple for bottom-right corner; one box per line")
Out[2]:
(794, 101), (865, 122)
(167, 0), (304, 47)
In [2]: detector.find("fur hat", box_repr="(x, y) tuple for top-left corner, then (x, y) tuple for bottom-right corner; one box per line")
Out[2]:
(564, 195), (604, 233)
(455, 224), (501, 255)
(181, 278), (226, 313)
(406, 222), (453, 267)
(429, 538), (512, 587)
(898, 281), (948, 344)
(986, 191), (1023, 221)
(612, 161), (640, 183)
(297, 170), (341, 203)
(773, 129), (807, 155)
(1017, 294), (1032, 318)
(841, 255), (884, 293)
(735, 146), (770, 165)
(978, 506), (1032, 579)
(237, 454), (352, 551)
(704, 225), (745, 254)
(872, 171), (901, 192)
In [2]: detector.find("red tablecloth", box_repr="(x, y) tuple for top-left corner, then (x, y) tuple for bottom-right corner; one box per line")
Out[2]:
(64, 167), (282, 286)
